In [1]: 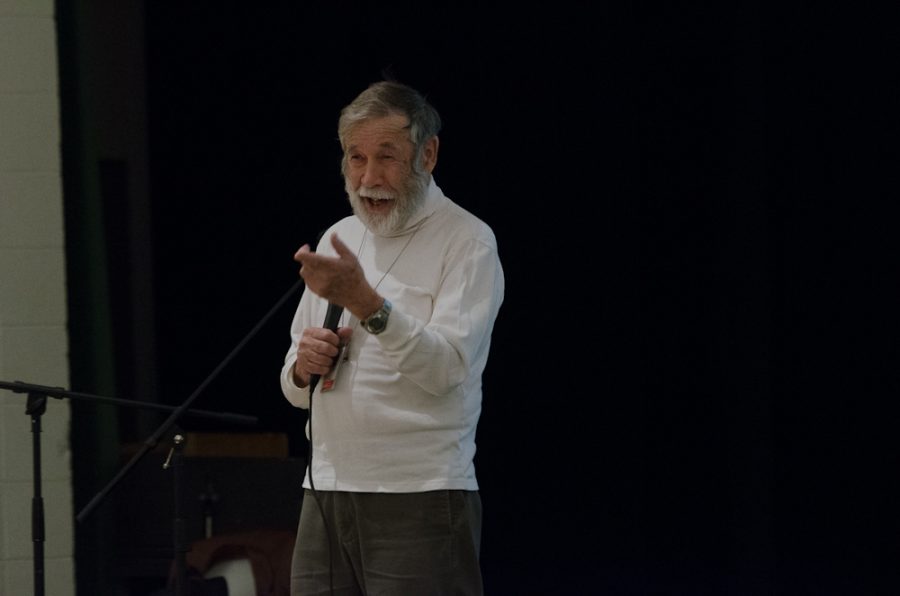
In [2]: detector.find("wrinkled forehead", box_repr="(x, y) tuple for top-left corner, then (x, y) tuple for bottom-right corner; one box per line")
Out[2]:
(344, 114), (413, 151)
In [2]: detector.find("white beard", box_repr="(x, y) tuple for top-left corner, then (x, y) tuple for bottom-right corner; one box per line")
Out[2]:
(345, 169), (430, 236)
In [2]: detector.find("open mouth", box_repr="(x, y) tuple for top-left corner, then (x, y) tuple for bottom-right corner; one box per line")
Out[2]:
(365, 197), (393, 208)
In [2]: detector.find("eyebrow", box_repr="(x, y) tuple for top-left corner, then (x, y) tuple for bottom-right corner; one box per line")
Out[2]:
(347, 140), (403, 153)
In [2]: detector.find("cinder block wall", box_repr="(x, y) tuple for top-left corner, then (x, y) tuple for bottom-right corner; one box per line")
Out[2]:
(0, 0), (75, 594)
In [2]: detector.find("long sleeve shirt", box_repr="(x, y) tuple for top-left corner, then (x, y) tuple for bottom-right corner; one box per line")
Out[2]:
(280, 180), (505, 492)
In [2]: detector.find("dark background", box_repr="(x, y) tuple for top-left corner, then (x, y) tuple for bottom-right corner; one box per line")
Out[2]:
(56, 2), (897, 595)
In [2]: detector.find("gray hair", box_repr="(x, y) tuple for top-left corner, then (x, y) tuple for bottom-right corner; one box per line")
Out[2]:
(338, 81), (441, 173)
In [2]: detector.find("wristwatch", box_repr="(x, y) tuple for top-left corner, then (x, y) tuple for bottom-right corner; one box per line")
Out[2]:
(360, 298), (392, 335)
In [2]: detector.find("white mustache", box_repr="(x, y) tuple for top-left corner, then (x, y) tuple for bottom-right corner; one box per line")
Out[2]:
(358, 187), (396, 201)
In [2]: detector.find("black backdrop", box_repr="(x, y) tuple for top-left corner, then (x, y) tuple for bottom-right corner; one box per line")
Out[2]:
(70, 2), (897, 595)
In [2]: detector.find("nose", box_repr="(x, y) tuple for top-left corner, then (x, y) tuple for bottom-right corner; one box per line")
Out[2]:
(360, 160), (383, 187)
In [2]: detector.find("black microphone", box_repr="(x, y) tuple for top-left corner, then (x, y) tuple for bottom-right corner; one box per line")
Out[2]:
(309, 302), (344, 394)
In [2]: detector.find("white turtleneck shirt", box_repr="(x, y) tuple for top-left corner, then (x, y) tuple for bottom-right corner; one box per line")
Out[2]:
(280, 179), (505, 492)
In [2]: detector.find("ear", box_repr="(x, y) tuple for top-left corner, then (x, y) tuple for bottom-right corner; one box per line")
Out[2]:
(421, 136), (439, 173)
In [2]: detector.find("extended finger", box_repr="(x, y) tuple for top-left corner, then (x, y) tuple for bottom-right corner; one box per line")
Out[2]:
(330, 233), (353, 258)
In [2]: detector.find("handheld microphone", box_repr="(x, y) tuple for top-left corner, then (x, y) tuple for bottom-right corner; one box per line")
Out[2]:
(309, 302), (344, 394)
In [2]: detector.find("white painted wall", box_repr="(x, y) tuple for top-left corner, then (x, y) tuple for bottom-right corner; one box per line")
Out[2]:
(0, 0), (75, 594)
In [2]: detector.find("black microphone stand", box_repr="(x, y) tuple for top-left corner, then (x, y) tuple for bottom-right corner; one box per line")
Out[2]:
(0, 379), (257, 596)
(77, 277), (304, 596)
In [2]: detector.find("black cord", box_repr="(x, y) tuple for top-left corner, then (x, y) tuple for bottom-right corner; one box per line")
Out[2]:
(305, 228), (336, 595)
(307, 381), (335, 595)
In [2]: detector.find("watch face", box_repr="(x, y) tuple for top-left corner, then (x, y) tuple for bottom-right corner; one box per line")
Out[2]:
(364, 299), (391, 334)
(368, 316), (386, 332)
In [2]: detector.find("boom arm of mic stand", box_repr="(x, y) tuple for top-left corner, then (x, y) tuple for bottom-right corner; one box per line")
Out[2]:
(76, 278), (304, 523)
(0, 380), (257, 425)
